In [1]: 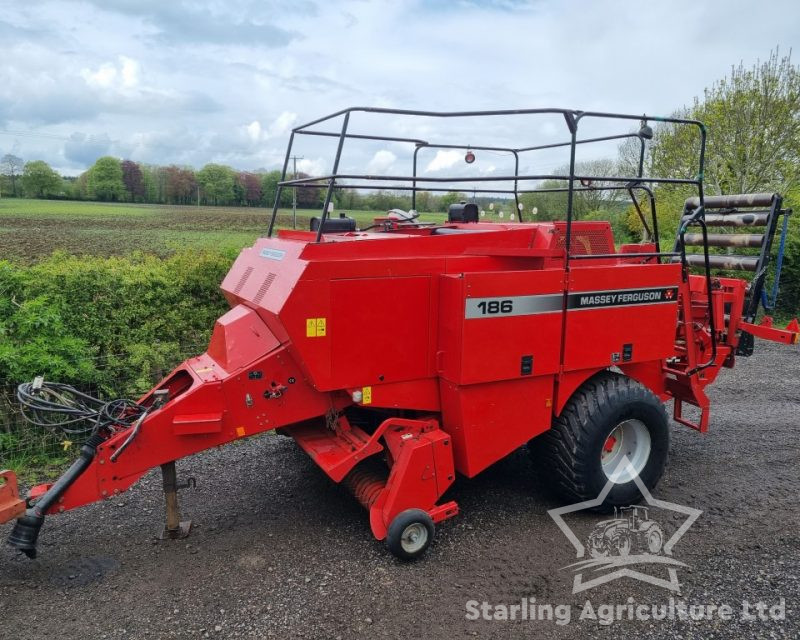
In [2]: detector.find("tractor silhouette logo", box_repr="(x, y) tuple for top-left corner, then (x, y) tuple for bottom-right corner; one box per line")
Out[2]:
(588, 505), (664, 558)
(548, 457), (702, 593)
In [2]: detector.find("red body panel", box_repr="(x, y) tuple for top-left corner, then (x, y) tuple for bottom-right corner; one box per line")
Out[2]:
(440, 376), (554, 477)
(562, 264), (681, 372)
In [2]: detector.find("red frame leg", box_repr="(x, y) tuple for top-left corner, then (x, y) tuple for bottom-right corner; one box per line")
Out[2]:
(367, 419), (459, 540)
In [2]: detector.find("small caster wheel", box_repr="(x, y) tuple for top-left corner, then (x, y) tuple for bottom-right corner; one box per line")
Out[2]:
(386, 509), (434, 561)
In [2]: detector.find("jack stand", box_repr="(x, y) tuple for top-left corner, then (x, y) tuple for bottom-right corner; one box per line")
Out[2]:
(158, 461), (192, 540)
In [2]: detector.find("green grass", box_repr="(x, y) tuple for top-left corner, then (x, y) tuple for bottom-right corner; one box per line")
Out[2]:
(0, 198), (446, 263)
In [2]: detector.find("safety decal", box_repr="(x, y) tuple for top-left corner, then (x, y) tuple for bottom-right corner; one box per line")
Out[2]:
(306, 317), (327, 337)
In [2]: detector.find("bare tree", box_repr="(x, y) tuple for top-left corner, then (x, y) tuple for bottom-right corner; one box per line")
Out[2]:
(1, 154), (24, 196)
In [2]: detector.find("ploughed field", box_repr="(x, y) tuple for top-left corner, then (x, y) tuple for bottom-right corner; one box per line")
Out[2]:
(0, 199), (444, 262)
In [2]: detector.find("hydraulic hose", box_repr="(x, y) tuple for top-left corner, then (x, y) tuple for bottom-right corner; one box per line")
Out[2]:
(7, 433), (105, 559)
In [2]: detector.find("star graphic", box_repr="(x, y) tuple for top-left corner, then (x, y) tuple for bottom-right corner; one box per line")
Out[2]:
(548, 457), (702, 593)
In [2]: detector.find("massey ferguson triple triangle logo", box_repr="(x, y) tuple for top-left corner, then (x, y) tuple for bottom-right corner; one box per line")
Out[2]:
(548, 457), (702, 593)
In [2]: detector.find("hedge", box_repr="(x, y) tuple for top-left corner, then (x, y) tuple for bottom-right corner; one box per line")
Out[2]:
(0, 250), (234, 395)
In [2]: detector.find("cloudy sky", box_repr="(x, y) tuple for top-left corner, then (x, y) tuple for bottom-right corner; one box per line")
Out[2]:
(2, 0), (799, 179)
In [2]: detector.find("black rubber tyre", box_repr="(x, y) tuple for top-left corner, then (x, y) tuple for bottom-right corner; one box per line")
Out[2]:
(529, 371), (669, 511)
(385, 509), (435, 561)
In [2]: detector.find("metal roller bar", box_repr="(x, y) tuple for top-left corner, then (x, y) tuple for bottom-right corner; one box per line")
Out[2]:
(675, 253), (759, 271)
(685, 213), (770, 227)
(683, 233), (764, 248)
(685, 193), (776, 210)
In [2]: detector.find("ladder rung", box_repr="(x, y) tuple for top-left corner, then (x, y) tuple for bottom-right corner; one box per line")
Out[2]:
(675, 253), (759, 272)
(685, 193), (776, 210)
(684, 213), (769, 227)
(683, 233), (764, 248)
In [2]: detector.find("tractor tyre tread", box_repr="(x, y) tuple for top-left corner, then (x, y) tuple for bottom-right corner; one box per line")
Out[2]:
(529, 371), (669, 510)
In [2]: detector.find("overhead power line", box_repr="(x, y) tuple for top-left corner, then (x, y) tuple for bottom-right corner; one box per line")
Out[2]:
(0, 129), (75, 141)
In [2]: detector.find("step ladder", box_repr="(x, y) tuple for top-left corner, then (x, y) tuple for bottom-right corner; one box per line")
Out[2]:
(673, 192), (792, 356)
(664, 192), (792, 431)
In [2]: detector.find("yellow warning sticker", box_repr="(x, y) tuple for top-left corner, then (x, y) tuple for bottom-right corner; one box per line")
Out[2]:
(236, 426), (246, 438)
(362, 386), (372, 404)
(306, 317), (327, 338)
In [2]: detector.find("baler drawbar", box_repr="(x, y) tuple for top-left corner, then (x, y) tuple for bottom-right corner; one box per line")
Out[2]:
(2, 106), (797, 561)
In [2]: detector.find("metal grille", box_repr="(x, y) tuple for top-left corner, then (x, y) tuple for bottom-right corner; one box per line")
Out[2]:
(233, 266), (253, 294)
(554, 229), (614, 256)
(252, 272), (276, 305)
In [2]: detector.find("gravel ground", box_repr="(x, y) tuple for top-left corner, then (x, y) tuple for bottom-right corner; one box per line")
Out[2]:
(1, 341), (798, 639)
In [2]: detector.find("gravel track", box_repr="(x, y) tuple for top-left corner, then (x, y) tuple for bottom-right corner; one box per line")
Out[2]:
(1, 342), (798, 639)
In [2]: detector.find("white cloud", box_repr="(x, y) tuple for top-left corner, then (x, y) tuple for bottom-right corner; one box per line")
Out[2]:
(119, 56), (140, 88)
(297, 157), (326, 176)
(425, 150), (462, 172)
(80, 56), (140, 90)
(367, 149), (396, 173)
(245, 120), (263, 142)
(241, 112), (297, 145)
(81, 62), (117, 89)
(267, 111), (298, 138)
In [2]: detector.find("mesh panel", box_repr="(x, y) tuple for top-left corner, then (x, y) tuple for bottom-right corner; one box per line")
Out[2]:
(553, 224), (614, 255)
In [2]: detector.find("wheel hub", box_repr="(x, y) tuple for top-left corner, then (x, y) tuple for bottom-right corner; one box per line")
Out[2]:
(400, 523), (428, 554)
(600, 419), (652, 484)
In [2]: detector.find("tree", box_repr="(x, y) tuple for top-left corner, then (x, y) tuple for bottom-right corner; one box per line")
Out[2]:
(259, 170), (292, 208)
(1, 154), (23, 196)
(571, 158), (626, 212)
(518, 160), (625, 222)
(121, 160), (145, 202)
(165, 166), (197, 204)
(702, 50), (800, 195)
(519, 181), (571, 220)
(69, 172), (90, 200)
(643, 49), (800, 198)
(141, 164), (167, 203)
(87, 156), (126, 201)
(438, 191), (467, 212)
(633, 48), (800, 314)
(293, 172), (324, 208)
(414, 190), (433, 212)
(364, 190), (410, 212)
(335, 188), (364, 211)
(21, 160), (62, 198)
(238, 172), (262, 206)
(197, 164), (235, 205)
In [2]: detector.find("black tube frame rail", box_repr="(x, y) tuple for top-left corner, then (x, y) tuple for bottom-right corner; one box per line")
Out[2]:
(267, 106), (707, 264)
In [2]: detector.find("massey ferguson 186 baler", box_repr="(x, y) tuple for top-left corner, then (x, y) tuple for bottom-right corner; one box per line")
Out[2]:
(2, 107), (798, 561)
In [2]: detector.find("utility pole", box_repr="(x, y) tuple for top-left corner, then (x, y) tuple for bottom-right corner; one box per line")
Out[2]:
(290, 155), (303, 229)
